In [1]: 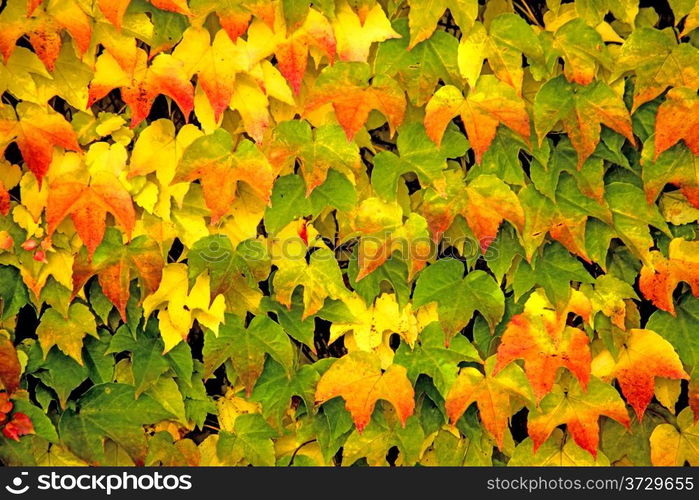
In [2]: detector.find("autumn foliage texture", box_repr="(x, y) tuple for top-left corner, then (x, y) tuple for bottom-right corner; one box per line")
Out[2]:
(0, 0), (698, 467)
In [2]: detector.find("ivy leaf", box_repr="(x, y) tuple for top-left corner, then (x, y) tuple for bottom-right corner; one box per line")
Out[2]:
(315, 351), (415, 432)
(36, 303), (98, 365)
(202, 314), (293, 394)
(72, 228), (164, 321)
(305, 62), (405, 140)
(0, 103), (80, 185)
(654, 87), (699, 159)
(407, 0), (477, 49)
(650, 407), (699, 465)
(611, 328), (689, 419)
(413, 258), (504, 342)
(510, 428), (610, 465)
(267, 121), (360, 196)
(640, 238), (699, 314)
(424, 77), (530, 163)
(527, 377), (630, 458)
(615, 27), (699, 111)
(173, 129), (274, 223)
(0, 336), (21, 393)
(642, 140), (699, 211)
(494, 289), (592, 401)
(217, 413), (276, 466)
(0, 265), (29, 321)
(59, 383), (175, 465)
(446, 356), (532, 449)
(552, 18), (611, 85)
(46, 172), (136, 259)
(534, 76), (634, 168)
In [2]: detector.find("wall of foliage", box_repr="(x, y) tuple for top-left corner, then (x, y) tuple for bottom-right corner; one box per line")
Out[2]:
(0, 0), (698, 466)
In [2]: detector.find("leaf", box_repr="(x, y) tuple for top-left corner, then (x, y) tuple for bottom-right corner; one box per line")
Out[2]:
(0, 265), (29, 321)
(315, 351), (415, 432)
(36, 303), (97, 365)
(457, 16), (543, 94)
(58, 383), (175, 465)
(552, 18), (611, 85)
(533, 76), (634, 168)
(424, 77), (530, 163)
(650, 407), (699, 466)
(0, 336), (21, 393)
(333, 1), (398, 63)
(46, 172), (136, 258)
(72, 229), (164, 321)
(446, 356), (532, 448)
(420, 171), (524, 250)
(142, 263), (226, 352)
(413, 258), (504, 342)
(494, 288), (592, 401)
(407, 0), (477, 49)
(173, 129), (274, 223)
(305, 62), (405, 140)
(266, 121), (360, 195)
(611, 328), (689, 419)
(640, 238), (699, 315)
(654, 87), (699, 158)
(88, 49), (194, 128)
(510, 428), (610, 465)
(528, 376), (629, 458)
(202, 314), (293, 395)
(217, 413), (276, 466)
(0, 103), (80, 185)
(615, 27), (699, 111)
(642, 140), (699, 210)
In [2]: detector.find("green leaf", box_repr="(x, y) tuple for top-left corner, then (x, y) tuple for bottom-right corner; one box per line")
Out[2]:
(217, 413), (276, 466)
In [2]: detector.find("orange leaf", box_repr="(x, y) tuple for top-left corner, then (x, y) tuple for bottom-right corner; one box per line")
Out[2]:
(424, 77), (530, 163)
(47, 174), (136, 258)
(0, 181), (9, 216)
(315, 352), (415, 432)
(97, 0), (131, 31)
(654, 87), (699, 159)
(494, 289), (592, 401)
(639, 239), (699, 315)
(0, 337), (21, 394)
(446, 357), (532, 449)
(0, 103), (80, 186)
(612, 328), (689, 419)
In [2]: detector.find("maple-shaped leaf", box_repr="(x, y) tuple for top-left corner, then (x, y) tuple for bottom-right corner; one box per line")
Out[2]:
(424, 77), (530, 163)
(88, 49), (194, 128)
(615, 27), (699, 111)
(332, 1), (398, 63)
(46, 172), (136, 258)
(99, 0), (191, 31)
(527, 376), (630, 458)
(349, 197), (432, 281)
(394, 322), (481, 396)
(172, 27), (247, 121)
(406, 0), (477, 49)
(494, 288), (592, 401)
(611, 328), (689, 419)
(551, 18), (611, 86)
(36, 303), (98, 365)
(641, 140), (699, 210)
(413, 258), (504, 343)
(274, 8), (335, 95)
(59, 383), (175, 465)
(0, 336), (21, 393)
(534, 76), (634, 169)
(0, 0), (91, 71)
(371, 122), (468, 200)
(640, 238), (699, 315)
(605, 181), (671, 264)
(188, 235), (270, 317)
(446, 356), (532, 449)
(589, 274), (639, 331)
(71, 228), (164, 321)
(654, 87), (699, 158)
(190, 0), (274, 42)
(375, 18), (460, 106)
(2, 412), (34, 441)
(305, 62), (405, 140)
(272, 240), (350, 319)
(510, 428), (610, 465)
(315, 351), (415, 432)
(202, 314), (293, 395)
(419, 170), (524, 249)
(650, 407), (699, 466)
(457, 16), (543, 95)
(142, 263), (226, 353)
(0, 103), (80, 185)
(173, 128), (274, 223)
(266, 120), (360, 195)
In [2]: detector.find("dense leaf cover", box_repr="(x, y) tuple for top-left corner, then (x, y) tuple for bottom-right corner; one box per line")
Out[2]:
(0, 0), (698, 466)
